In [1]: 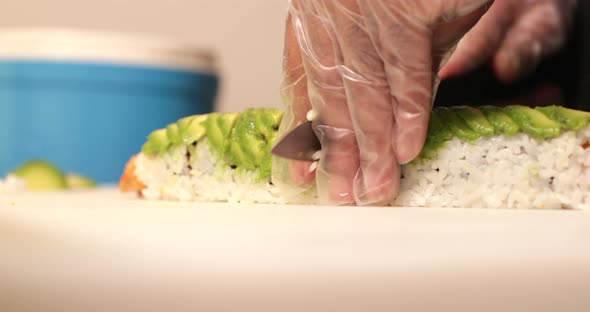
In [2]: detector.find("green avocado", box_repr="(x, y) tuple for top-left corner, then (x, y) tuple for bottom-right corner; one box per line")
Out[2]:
(481, 106), (520, 136)
(205, 112), (239, 157)
(536, 105), (590, 131)
(420, 110), (453, 158)
(181, 115), (208, 145)
(142, 128), (170, 155)
(427, 110), (453, 143)
(454, 106), (495, 137)
(504, 105), (561, 139)
(166, 123), (181, 145)
(10, 160), (68, 191)
(65, 173), (97, 189)
(256, 109), (284, 179)
(226, 108), (283, 180)
(436, 107), (481, 143)
(177, 115), (197, 132)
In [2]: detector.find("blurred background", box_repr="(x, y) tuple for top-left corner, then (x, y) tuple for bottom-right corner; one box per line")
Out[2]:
(0, 0), (288, 112)
(0, 0), (289, 182)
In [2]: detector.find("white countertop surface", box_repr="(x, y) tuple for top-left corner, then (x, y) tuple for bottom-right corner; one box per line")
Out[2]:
(1, 188), (590, 312)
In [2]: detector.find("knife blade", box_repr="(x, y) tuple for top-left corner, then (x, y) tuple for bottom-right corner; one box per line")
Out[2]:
(271, 120), (321, 161)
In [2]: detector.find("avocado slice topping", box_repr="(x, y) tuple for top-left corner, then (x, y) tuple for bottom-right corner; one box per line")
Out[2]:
(10, 160), (68, 191)
(436, 107), (481, 143)
(454, 106), (495, 137)
(481, 106), (520, 136)
(504, 105), (561, 139)
(536, 105), (590, 131)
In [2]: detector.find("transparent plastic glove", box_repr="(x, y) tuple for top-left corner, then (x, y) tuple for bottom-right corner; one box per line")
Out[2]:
(440, 0), (577, 82)
(276, 0), (490, 205)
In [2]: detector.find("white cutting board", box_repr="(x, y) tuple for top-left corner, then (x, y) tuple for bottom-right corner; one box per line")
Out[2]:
(1, 188), (590, 312)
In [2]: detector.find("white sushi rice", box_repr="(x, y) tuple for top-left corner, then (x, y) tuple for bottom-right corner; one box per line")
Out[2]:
(134, 127), (590, 210)
(395, 126), (590, 210)
(135, 138), (317, 205)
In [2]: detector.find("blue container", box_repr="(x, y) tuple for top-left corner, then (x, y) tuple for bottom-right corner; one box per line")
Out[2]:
(0, 29), (219, 183)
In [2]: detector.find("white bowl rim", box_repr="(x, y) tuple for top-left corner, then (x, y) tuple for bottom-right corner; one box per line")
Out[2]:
(0, 27), (218, 73)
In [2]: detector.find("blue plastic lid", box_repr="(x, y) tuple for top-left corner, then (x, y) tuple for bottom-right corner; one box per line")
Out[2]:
(0, 28), (217, 73)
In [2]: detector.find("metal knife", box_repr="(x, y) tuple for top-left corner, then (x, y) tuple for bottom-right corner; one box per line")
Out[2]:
(271, 120), (321, 161)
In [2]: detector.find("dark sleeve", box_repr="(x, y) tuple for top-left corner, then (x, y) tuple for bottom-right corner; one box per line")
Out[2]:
(434, 2), (590, 110)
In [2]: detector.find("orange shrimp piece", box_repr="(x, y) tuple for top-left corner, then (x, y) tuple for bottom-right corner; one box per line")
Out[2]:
(118, 155), (146, 195)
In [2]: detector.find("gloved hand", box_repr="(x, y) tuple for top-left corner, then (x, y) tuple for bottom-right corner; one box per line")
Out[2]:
(277, 0), (490, 205)
(440, 0), (577, 82)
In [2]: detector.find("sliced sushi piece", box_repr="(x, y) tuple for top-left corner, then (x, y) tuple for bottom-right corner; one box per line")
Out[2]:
(10, 160), (68, 191)
(2, 160), (98, 192)
(119, 105), (590, 210)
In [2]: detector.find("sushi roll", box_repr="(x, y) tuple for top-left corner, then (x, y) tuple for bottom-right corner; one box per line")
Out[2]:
(119, 105), (590, 210)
